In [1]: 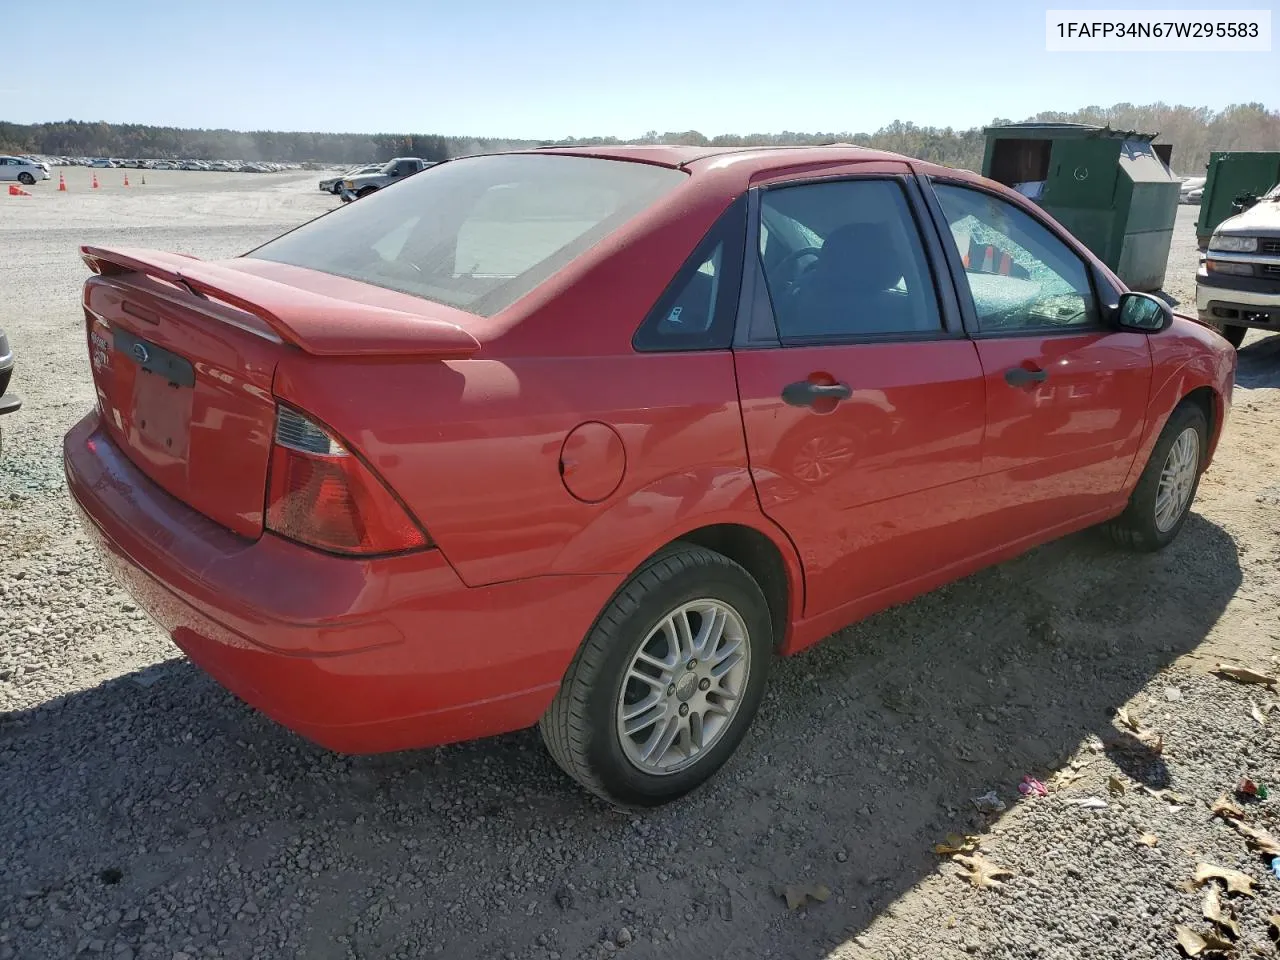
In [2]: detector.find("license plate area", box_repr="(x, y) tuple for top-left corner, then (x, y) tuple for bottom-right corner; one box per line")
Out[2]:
(114, 329), (196, 387)
(115, 329), (195, 460)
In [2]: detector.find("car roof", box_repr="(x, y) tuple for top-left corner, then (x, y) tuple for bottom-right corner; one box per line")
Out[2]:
(523, 143), (921, 172)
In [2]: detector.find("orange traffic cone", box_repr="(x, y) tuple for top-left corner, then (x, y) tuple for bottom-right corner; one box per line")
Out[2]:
(8, 184), (30, 196)
(59, 172), (67, 191)
(91, 173), (99, 189)
(140, 174), (146, 185)
(123, 173), (130, 187)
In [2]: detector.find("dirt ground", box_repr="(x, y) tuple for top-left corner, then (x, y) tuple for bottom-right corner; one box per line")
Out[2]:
(1, 176), (1278, 960)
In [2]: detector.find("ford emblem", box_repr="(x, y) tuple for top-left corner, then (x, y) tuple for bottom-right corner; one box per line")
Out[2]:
(132, 342), (150, 364)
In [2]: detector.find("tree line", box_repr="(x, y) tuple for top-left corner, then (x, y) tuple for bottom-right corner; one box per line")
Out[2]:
(1, 102), (1275, 174)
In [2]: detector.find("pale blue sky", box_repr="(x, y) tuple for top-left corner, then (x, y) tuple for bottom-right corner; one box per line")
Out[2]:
(6, 0), (1276, 137)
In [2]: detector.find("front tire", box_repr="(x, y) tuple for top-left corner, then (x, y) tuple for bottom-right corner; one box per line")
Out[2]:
(540, 544), (772, 807)
(356, 186), (377, 199)
(1105, 401), (1209, 552)
(17, 173), (35, 185)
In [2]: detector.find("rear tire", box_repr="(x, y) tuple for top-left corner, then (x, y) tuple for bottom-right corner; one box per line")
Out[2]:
(1104, 401), (1208, 552)
(356, 186), (377, 199)
(539, 543), (772, 808)
(17, 173), (34, 185)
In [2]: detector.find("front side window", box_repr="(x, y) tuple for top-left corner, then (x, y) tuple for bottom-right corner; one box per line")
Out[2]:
(932, 181), (1100, 333)
(249, 154), (687, 319)
(757, 178), (943, 341)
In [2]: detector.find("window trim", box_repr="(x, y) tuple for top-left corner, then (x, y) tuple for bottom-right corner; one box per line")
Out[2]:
(732, 173), (965, 350)
(920, 175), (1121, 340)
(632, 193), (748, 353)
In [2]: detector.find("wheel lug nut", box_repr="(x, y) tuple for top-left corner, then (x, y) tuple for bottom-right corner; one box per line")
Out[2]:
(679, 703), (689, 717)
(687, 659), (698, 670)
(699, 678), (711, 691)
(667, 684), (676, 697)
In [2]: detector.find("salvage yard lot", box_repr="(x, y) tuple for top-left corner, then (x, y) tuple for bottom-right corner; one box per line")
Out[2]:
(2, 172), (1280, 960)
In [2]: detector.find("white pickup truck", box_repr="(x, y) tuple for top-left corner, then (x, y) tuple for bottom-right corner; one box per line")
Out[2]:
(338, 157), (437, 202)
(1196, 181), (1280, 348)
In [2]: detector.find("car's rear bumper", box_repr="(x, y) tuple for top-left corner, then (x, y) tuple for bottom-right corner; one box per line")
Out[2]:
(63, 410), (614, 753)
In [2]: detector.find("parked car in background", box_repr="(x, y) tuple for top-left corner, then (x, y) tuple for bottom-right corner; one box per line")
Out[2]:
(0, 328), (20, 460)
(320, 164), (381, 194)
(0, 155), (51, 184)
(1180, 176), (1207, 204)
(65, 145), (1236, 807)
(338, 157), (435, 200)
(1196, 179), (1280, 347)
(90, 158), (115, 168)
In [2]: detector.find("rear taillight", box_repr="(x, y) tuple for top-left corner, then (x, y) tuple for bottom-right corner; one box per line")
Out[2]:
(265, 405), (429, 556)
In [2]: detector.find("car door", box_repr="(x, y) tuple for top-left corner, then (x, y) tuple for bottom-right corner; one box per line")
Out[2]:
(733, 168), (988, 621)
(923, 178), (1153, 536)
(0, 159), (14, 182)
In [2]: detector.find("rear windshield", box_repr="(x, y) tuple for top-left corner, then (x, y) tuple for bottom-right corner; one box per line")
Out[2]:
(248, 154), (687, 318)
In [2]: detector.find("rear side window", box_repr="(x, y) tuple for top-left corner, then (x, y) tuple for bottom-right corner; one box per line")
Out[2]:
(633, 195), (747, 352)
(248, 154), (687, 319)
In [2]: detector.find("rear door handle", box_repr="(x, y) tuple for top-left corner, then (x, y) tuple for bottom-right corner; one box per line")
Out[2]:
(782, 380), (853, 407)
(1004, 367), (1048, 387)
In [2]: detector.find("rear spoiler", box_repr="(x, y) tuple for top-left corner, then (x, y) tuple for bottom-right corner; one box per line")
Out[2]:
(80, 245), (481, 360)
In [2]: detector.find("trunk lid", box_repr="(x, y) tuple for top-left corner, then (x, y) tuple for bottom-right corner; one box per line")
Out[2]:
(81, 246), (480, 540)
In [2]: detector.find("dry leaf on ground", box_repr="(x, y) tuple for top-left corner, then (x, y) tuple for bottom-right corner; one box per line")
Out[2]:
(1229, 820), (1280, 857)
(1138, 832), (1160, 847)
(1210, 794), (1245, 820)
(1108, 775), (1127, 796)
(1106, 730), (1164, 755)
(1052, 768), (1085, 790)
(1143, 786), (1188, 805)
(1202, 886), (1241, 939)
(1175, 924), (1236, 956)
(1138, 730), (1165, 754)
(1193, 862), (1257, 897)
(775, 883), (831, 910)
(1268, 915), (1280, 943)
(934, 833), (981, 856)
(1250, 704), (1267, 725)
(1115, 706), (1143, 733)
(1212, 663), (1277, 687)
(953, 854), (1014, 889)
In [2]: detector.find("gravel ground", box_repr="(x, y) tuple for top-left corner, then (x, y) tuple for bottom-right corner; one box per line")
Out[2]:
(1, 177), (1279, 960)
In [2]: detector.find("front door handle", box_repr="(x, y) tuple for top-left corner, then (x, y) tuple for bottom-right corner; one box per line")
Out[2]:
(782, 380), (853, 407)
(1004, 367), (1048, 388)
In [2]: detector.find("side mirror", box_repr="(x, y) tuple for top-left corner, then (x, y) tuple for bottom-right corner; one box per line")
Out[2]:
(1116, 292), (1172, 333)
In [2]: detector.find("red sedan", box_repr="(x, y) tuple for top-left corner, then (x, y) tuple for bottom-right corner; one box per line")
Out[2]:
(65, 145), (1235, 807)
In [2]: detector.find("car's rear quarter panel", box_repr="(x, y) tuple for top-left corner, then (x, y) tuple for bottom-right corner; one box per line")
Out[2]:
(271, 352), (763, 587)
(270, 165), (787, 589)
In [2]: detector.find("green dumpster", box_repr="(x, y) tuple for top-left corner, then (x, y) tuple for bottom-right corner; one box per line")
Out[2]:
(1194, 150), (1280, 248)
(980, 122), (1180, 292)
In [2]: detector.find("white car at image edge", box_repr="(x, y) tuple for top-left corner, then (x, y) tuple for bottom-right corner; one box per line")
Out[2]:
(0, 156), (51, 184)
